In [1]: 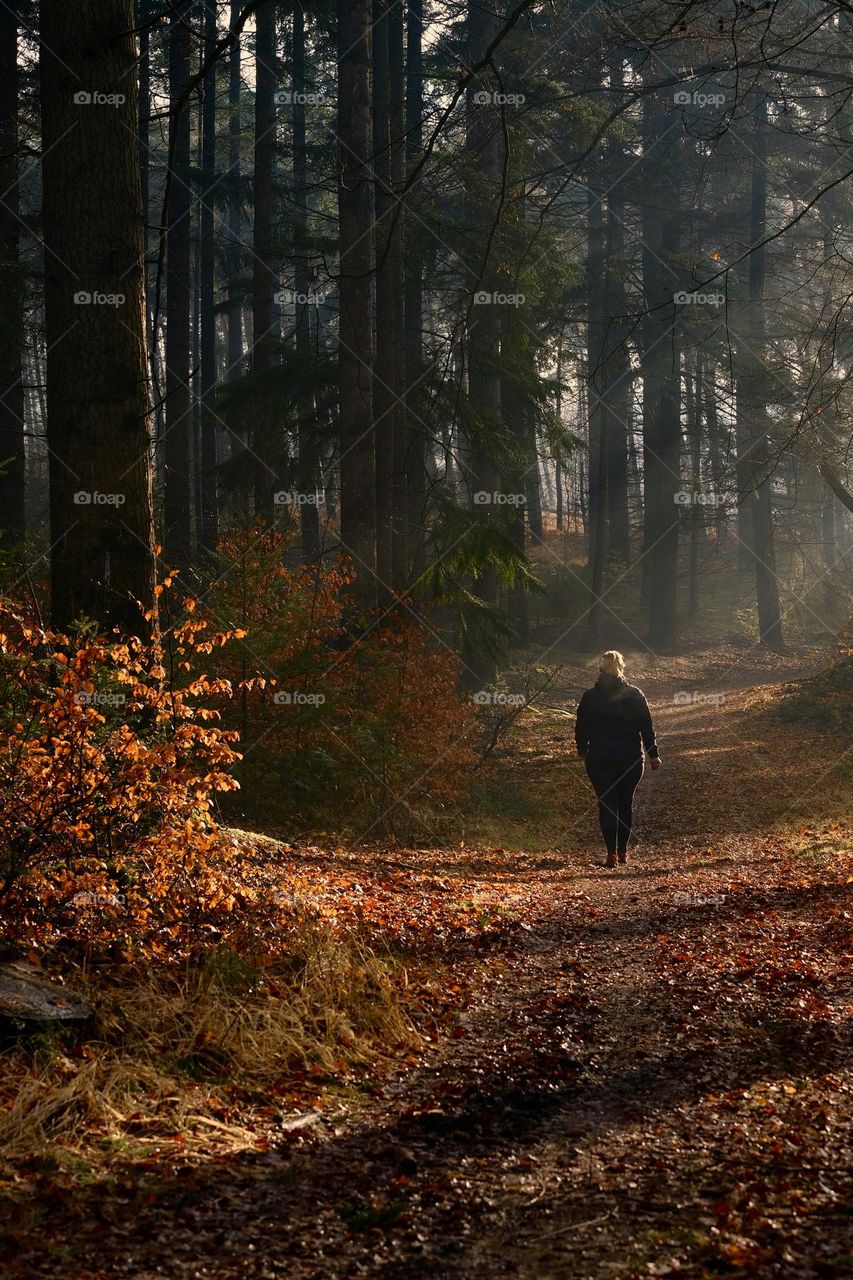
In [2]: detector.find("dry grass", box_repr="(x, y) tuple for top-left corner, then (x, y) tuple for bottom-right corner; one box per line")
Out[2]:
(0, 923), (413, 1172)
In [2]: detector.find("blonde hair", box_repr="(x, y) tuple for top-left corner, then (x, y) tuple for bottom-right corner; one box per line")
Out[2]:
(599, 649), (625, 678)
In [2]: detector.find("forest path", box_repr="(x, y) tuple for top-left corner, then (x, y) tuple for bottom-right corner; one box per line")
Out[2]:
(21, 650), (853, 1279)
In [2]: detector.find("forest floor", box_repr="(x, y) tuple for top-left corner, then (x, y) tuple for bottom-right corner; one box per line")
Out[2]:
(3, 644), (852, 1279)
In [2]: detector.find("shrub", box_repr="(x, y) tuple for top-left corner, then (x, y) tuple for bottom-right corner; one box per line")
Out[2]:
(0, 591), (247, 952)
(203, 526), (478, 837)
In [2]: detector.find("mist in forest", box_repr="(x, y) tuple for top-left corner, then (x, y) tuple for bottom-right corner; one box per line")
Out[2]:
(0, 5), (852, 1278)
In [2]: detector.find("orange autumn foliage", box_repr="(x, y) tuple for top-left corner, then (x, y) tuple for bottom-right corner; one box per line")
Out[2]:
(0, 591), (249, 954)
(0, 541), (479, 953)
(204, 527), (478, 834)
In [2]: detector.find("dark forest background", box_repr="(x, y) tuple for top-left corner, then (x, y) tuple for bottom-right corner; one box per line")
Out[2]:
(2, 0), (852, 666)
(0, 0), (852, 847)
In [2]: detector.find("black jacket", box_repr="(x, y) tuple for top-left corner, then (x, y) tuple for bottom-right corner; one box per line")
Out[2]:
(574, 674), (660, 764)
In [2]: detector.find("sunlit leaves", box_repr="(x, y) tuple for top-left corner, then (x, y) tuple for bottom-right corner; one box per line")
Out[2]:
(0, 584), (247, 955)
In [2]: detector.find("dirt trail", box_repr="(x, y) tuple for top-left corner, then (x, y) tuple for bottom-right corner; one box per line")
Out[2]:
(19, 655), (853, 1280)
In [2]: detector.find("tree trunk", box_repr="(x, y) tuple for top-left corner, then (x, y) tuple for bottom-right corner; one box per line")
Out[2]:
(0, 2), (25, 545)
(526, 433), (544, 543)
(687, 354), (702, 617)
(192, 137), (202, 532)
(137, 0), (162, 458)
(602, 295), (631, 563)
(502, 313), (529, 647)
(819, 482), (837, 621)
(138, 4), (149, 257)
(227, 0), (243, 384)
(337, 0), (377, 612)
(460, 0), (503, 689)
(641, 89), (681, 649)
(373, 0), (395, 602)
(372, 0), (406, 599)
(740, 94), (783, 649)
(735, 391), (755, 565)
(555, 334), (564, 531)
(602, 56), (630, 564)
(585, 185), (608, 648)
(627, 417), (642, 531)
(198, 0), (218, 563)
(292, 1), (321, 561)
(819, 460), (853, 515)
(404, 0), (426, 578)
(40, 0), (155, 632)
(703, 361), (728, 537)
(586, 188), (605, 576)
(252, 0), (278, 519)
(388, 0), (408, 591)
(644, 208), (681, 650)
(585, 389), (609, 650)
(163, 3), (194, 570)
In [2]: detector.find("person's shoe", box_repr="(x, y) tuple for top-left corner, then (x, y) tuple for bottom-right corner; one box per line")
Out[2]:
(617, 850), (628, 865)
(605, 854), (618, 869)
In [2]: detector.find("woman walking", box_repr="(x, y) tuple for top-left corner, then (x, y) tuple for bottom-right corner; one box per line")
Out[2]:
(575, 651), (661, 868)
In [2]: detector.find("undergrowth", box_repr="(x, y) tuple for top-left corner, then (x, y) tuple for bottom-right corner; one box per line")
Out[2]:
(0, 931), (412, 1175)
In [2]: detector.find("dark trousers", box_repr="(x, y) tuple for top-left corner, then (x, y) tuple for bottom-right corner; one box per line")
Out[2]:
(585, 757), (644, 855)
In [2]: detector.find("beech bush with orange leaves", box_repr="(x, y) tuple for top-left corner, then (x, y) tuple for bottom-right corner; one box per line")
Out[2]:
(0, 592), (250, 954)
(0, 537), (480, 953)
(203, 528), (478, 836)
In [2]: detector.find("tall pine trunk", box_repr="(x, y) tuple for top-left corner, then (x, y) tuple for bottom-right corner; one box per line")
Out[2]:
(388, 0), (407, 590)
(0, 3), (25, 545)
(641, 89), (681, 649)
(292, 2), (318, 560)
(644, 205), (681, 650)
(198, 0), (218, 562)
(373, 0), (395, 601)
(337, 0), (377, 612)
(40, 0), (155, 631)
(687, 354), (702, 617)
(292, 2), (321, 561)
(502, 308), (529, 647)
(740, 94), (783, 648)
(137, 0), (163, 458)
(585, 186), (607, 645)
(735, 395), (755, 565)
(227, 0), (243, 382)
(586, 187), (605, 572)
(461, 0), (503, 688)
(526, 441), (544, 543)
(404, 0), (426, 578)
(373, 0), (406, 601)
(555, 335), (564, 531)
(602, 56), (630, 564)
(164, 4), (194, 569)
(252, 1), (278, 518)
(822, 484), (837, 618)
(703, 362), (727, 522)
